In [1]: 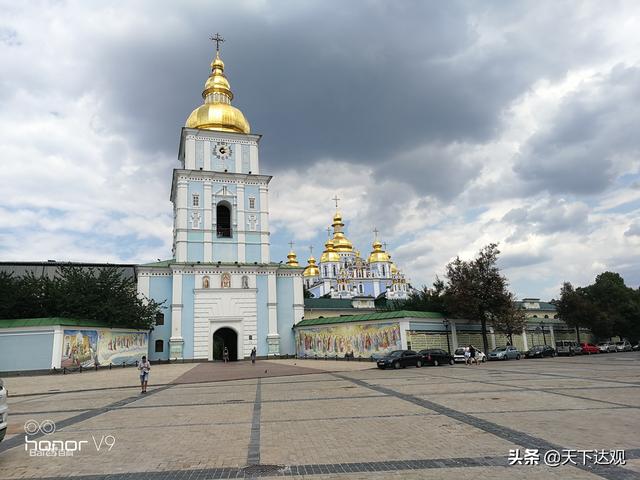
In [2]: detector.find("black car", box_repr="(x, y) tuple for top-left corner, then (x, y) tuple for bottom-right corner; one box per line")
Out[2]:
(377, 350), (422, 369)
(524, 345), (556, 358)
(418, 349), (454, 366)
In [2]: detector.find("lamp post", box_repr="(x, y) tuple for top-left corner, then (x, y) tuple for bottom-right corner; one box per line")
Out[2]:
(540, 321), (547, 345)
(443, 318), (451, 354)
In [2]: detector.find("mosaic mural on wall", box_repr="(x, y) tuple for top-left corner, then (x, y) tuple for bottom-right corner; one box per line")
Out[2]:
(61, 329), (148, 367)
(296, 322), (401, 358)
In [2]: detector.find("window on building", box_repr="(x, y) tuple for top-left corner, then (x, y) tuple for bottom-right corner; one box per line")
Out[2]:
(248, 197), (256, 209)
(359, 284), (363, 294)
(323, 266), (327, 276)
(332, 265), (337, 276)
(381, 265), (386, 277)
(533, 314), (538, 318)
(155, 339), (164, 352)
(544, 315), (549, 318)
(192, 193), (200, 207)
(155, 313), (164, 326)
(216, 203), (232, 237)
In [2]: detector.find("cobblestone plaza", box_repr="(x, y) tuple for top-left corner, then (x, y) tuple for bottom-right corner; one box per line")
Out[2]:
(1, 354), (639, 479)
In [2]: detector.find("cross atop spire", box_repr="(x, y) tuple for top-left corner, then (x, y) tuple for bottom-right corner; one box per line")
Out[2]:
(373, 227), (379, 239)
(210, 33), (224, 52)
(309, 245), (314, 255)
(332, 195), (340, 210)
(326, 227), (332, 238)
(288, 240), (295, 250)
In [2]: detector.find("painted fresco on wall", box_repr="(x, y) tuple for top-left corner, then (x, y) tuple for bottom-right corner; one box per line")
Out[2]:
(61, 330), (99, 368)
(97, 331), (148, 365)
(61, 329), (148, 367)
(296, 322), (401, 358)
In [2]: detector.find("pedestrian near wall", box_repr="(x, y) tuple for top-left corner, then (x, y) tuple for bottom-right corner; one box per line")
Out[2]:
(223, 346), (229, 363)
(138, 355), (151, 394)
(250, 347), (256, 364)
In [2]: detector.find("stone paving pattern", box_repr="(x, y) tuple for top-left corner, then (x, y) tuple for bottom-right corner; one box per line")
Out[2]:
(0, 354), (639, 479)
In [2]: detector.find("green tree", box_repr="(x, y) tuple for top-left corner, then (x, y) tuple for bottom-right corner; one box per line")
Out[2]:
(556, 282), (602, 343)
(444, 243), (512, 353)
(492, 293), (527, 346)
(582, 272), (640, 340)
(0, 265), (162, 330)
(395, 278), (449, 314)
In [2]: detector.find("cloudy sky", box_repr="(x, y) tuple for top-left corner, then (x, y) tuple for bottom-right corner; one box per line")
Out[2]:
(1, 0), (639, 299)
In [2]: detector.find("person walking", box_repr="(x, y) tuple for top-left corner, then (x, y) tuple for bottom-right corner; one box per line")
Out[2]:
(250, 347), (257, 365)
(469, 344), (477, 366)
(223, 346), (229, 363)
(138, 355), (151, 394)
(464, 345), (470, 365)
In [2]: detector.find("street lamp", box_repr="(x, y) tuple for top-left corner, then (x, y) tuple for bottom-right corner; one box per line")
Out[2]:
(540, 321), (547, 345)
(443, 318), (451, 354)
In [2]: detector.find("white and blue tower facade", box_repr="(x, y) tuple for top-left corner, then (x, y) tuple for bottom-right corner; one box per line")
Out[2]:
(138, 46), (304, 361)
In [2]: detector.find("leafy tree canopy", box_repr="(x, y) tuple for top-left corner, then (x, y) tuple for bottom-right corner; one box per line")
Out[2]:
(0, 266), (163, 330)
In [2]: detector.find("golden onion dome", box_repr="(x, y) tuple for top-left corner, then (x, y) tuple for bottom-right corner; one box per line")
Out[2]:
(286, 250), (300, 267)
(303, 256), (320, 277)
(368, 239), (391, 263)
(331, 211), (353, 252)
(185, 51), (250, 134)
(320, 239), (340, 263)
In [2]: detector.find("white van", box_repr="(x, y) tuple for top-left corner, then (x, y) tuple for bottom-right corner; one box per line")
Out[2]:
(0, 379), (7, 443)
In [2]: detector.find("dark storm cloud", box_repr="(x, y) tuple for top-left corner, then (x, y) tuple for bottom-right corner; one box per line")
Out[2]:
(514, 64), (640, 195)
(82, 0), (616, 175)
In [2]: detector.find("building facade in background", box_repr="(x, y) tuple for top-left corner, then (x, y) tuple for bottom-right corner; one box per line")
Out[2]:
(292, 211), (411, 300)
(137, 46), (304, 362)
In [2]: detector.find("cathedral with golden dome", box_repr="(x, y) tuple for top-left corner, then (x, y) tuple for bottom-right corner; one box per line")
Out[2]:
(285, 210), (410, 300)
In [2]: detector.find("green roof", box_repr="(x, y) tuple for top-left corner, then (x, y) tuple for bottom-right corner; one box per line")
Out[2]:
(0, 317), (125, 329)
(304, 298), (355, 310)
(296, 310), (443, 327)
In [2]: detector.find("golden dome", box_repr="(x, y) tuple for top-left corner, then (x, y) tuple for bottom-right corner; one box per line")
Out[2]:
(286, 250), (299, 267)
(368, 239), (391, 263)
(331, 211), (353, 252)
(185, 51), (250, 134)
(303, 256), (320, 277)
(391, 263), (398, 275)
(320, 239), (340, 263)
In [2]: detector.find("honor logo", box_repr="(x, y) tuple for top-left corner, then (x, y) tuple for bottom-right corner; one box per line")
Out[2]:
(24, 420), (115, 457)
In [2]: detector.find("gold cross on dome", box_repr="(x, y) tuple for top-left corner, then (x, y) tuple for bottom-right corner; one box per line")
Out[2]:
(288, 240), (295, 250)
(309, 245), (314, 255)
(332, 195), (340, 209)
(210, 33), (224, 52)
(373, 227), (379, 239)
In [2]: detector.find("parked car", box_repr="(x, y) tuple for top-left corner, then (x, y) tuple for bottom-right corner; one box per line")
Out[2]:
(0, 378), (7, 443)
(418, 349), (455, 366)
(452, 347), (487, 363)
(555, 340), (582, 356)
(377, 350), (422, 369)
(525, 345), (556, 358)
(597, 342), (615, 353)
(615, 340), (632, 352)
(580, 343), (600, 355)
(488, 346), (521, 360)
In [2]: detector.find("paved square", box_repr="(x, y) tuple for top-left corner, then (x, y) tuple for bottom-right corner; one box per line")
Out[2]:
(1, 354), (639, 479)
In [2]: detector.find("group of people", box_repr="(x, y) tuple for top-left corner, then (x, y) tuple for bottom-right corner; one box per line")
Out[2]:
(463, 345), (480, 365)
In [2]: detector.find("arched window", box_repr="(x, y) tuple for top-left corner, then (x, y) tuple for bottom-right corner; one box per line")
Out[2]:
(203, 276), (210, 289)
(323, 266), (327, 277)
(332, 265), (337, 276)
(358, 284), (363, 294)
(216, 203), (232, 237)
(155, 313), (164, 326)
(544, 314), (549, 318)
(381, 265), (386, 277)
(155, 339), (164, 352)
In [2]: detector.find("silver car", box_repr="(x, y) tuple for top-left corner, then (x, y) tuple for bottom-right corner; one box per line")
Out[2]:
(615, 340), (632, 352)
(0, 379), (7, 443)
(488, 346), (521, 360)
(597, 342), (615, 353)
